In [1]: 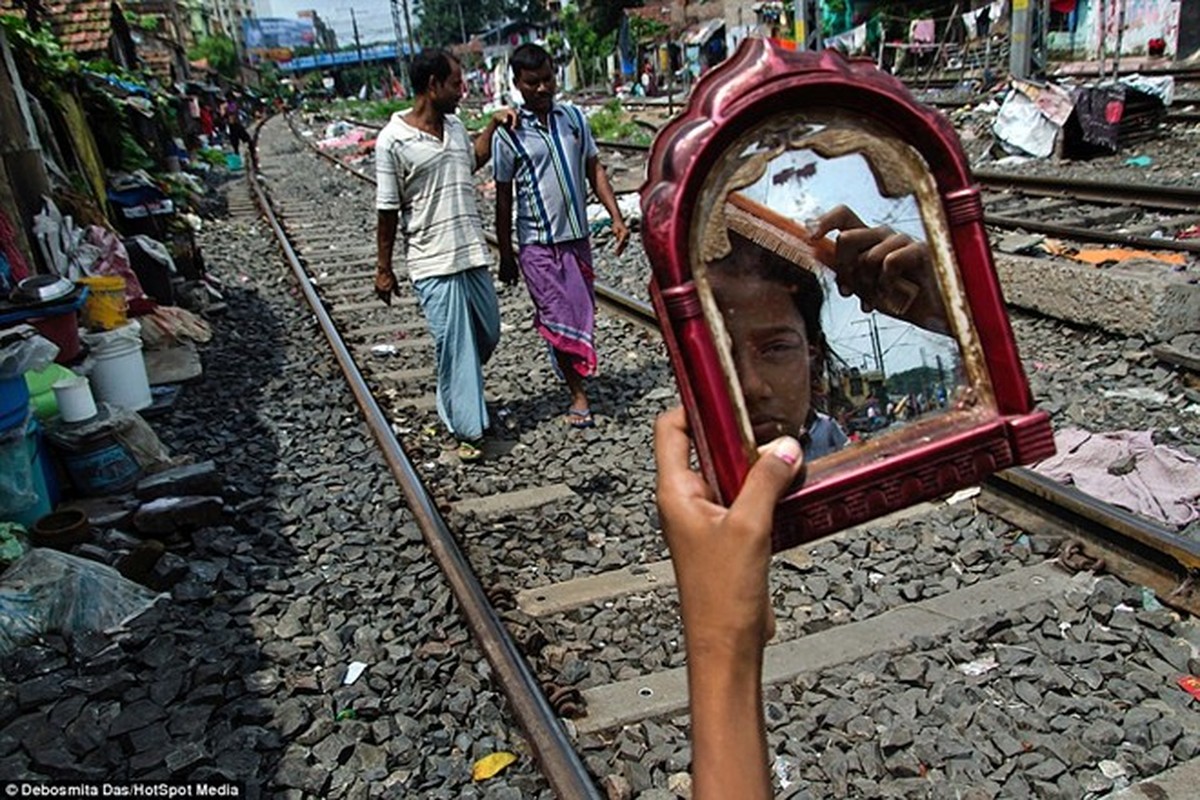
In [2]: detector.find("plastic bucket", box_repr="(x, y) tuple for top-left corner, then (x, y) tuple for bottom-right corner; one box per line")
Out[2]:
(85, 323), (151, 412)
(0, 375), (30, 432)
(58, 432), (140, 496)
(24, 363), (75, 419)
(52, 375), (98, 423)
(79, 276), (128, 331)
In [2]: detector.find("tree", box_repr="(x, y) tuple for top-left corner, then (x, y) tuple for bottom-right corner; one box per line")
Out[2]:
(562, 6), (615, 88)
(416, 0), (547, 47)
(188, 35), (237, 79)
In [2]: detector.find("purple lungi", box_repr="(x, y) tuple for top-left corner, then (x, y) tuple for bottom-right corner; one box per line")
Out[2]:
(518, 239), (597, 378)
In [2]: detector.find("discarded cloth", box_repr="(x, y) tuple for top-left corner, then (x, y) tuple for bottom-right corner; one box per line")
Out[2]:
(1033, 428), (1200, 528)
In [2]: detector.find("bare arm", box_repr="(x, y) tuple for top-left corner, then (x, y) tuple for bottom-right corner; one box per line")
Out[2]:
(495, 180), (519, 286)
(653, 407), (803, 800)
(375, 209), (401, 304)
(474, 108), (518, 170)
(584, 155), (629, 255)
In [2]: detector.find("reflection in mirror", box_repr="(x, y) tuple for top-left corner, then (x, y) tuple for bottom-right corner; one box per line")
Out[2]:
(694, 120), (990, 467)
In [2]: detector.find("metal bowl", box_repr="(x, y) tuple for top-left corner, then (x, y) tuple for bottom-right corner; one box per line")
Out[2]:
(13, 275), (75, 304)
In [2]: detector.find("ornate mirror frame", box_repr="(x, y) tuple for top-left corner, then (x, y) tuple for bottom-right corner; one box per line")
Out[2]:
(641, 38), (1055, 550)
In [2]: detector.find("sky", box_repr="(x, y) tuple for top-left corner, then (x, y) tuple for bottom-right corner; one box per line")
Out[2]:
(258, 0), (400, 47)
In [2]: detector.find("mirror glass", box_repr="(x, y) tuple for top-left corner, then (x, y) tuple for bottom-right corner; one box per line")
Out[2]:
(690, 111), (996, 478)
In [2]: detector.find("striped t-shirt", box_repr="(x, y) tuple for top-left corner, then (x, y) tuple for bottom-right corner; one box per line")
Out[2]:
(375, 112), (490, 281)
(492, 103), (598, 246)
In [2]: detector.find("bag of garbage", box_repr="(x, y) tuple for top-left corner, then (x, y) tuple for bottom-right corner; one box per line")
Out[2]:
(0, 548), (162, 656)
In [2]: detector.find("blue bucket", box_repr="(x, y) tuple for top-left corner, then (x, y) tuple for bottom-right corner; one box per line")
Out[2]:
(0, 375), (30, 433)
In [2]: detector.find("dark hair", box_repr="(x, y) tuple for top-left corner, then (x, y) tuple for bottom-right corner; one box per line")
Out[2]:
(713, 231), (826, 350)
(510, 42), (553, 79)
(411, 49), (458, 94)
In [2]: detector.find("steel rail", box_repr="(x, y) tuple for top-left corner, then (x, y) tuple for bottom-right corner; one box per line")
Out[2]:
(973, 170), (1200, 212)
(980, 467), (1200, 616)
(983, 213), (1200, 254)
(288, 116), (658, 325)
(287, 114), (1200, 629)
(251, 117), (602, 800)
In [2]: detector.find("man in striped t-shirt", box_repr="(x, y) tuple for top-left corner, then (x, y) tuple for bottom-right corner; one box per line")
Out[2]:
(493, 43), (629, 430)
(375, 49), (516, 462)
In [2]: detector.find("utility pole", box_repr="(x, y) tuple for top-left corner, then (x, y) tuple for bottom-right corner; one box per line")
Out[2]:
(351, 7), (368, 97)
(456, 0), (467, 45)
(389, 0), (411, 95)
(1010, 0), (1034, 78)
(793, 0), (822, 50)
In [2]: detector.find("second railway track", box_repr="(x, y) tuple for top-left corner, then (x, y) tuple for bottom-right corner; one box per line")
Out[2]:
(234, 112), (1200, 798)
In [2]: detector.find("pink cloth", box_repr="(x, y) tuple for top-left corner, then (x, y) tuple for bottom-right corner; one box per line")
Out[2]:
(1034, 428), (1200, 528)
(909, 19), (936, 45)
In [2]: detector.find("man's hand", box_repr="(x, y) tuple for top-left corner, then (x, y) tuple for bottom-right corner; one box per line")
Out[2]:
(375, 266), (402, 305)
(489, 107), (519, 131)
(499, 253), (520, 287)
(611, 218), (630, 257)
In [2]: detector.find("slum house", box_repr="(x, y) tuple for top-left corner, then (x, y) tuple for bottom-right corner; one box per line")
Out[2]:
(0, 5), (242, 594)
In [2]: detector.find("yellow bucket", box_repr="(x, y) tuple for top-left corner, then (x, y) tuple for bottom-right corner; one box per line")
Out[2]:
(79, 276), (128, 331)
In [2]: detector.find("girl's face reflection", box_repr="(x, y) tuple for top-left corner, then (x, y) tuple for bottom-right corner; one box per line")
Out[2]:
(709, 270), (812, 444)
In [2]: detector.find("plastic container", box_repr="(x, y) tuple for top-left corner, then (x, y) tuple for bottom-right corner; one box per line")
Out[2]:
(83, 322), (151, 412)
(24, 363), (75, 419)
(79, 276), (128, 331)
(57, 429), (140, 496)
(0, 287), (89, 365)
(0, 375), (30, 432)
(52, 375), (98, 423)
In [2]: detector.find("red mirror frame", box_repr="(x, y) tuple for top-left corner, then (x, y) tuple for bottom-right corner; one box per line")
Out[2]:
(641, 38), (1056, 550)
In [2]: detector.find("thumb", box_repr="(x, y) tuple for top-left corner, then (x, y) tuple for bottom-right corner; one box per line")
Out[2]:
(725, 437), (803, 536)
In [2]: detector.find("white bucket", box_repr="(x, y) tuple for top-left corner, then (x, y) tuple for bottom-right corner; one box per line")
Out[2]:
(51, 375), (98, 423)
(85, 321), (152, 412)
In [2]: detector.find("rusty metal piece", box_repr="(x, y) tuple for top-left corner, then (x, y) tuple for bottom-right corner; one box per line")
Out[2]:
(1056, 540), (1106, 574)
(522, 629), (550, 657)
(487, 585), (516, 611)
(545, 683), (588, 719)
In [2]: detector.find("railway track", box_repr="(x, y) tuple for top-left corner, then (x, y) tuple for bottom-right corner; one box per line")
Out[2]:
(243, 112), (1200, 797)
(321, 116), (1200, 258)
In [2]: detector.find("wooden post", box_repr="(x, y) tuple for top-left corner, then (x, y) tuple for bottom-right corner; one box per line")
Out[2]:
(0, 28), (51, 273)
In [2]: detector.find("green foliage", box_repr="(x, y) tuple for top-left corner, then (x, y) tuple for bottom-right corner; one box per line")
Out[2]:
(587, 100), (651, 145)
(123, 10), (159, 31)
(188, 35), (238, 79)
(417, 0), (549, 47)
(330, 96), (413, 121)
(562, 7), (616, 89)
(117, 129), (154, 171)
(629, 16), (669, 43)
(0, 14), (78, 84)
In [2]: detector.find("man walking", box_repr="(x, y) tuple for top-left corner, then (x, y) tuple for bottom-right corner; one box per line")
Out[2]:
(375, 49), (515, 461)
(493, 42), (630, 430)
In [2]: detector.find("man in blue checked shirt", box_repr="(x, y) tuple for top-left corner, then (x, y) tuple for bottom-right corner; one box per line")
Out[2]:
(493, 43), (630, 430)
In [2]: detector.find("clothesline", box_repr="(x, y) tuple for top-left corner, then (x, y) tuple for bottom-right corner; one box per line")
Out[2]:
(876, 4), (1005, 26)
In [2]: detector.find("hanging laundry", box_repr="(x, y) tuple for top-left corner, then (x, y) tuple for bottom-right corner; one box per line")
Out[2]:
(909, 18), (936, 48)
(823, 22), (868, 53)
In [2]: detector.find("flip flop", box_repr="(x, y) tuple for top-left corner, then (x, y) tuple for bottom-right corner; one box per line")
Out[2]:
(566, 409), (595, 429)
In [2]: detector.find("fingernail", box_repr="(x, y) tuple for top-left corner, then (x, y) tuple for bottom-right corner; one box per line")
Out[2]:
(772, 437), (801, 466)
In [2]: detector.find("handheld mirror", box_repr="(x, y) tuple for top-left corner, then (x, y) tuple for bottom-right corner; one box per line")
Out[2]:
(641, 39), (1055, 550)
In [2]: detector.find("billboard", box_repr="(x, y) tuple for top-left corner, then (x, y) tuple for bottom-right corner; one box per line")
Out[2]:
(243, 18), (316, 51)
